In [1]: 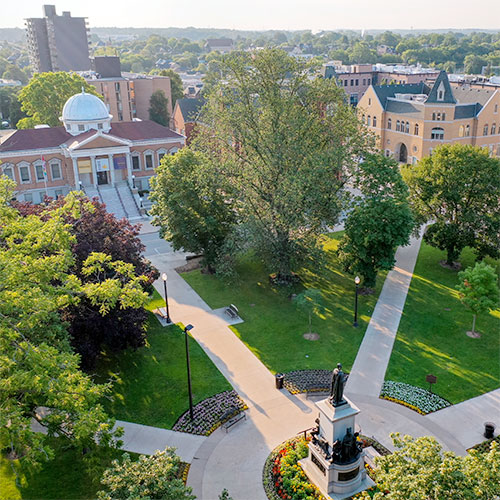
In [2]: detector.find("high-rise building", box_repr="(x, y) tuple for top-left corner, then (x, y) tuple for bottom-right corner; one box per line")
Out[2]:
(25, 5), (90, 73)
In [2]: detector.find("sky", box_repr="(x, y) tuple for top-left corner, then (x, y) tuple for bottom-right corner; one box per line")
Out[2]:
(1, 0), (500, 31)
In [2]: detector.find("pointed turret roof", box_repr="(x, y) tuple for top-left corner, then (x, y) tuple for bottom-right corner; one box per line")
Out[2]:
(426, 71), (456, 104)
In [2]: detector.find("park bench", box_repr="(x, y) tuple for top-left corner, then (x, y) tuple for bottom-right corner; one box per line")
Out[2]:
(221, 407), (246, 432)
(225, 304), (239, 319)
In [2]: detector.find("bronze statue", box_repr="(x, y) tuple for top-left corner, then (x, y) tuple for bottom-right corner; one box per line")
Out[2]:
(329, 363), (346, 407)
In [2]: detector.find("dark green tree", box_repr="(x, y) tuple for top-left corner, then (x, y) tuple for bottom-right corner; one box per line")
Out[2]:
(402, 144), (500, 265)
(156, 68), (184, 108)
(148, 89), (170, 126)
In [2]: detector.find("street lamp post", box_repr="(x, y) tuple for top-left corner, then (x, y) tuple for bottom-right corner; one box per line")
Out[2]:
(184, 324), (195, 420)
(161, 273), (172, 324)
(353, 276), (360, 327)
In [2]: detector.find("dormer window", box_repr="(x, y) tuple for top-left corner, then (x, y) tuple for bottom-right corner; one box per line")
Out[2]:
(78, 124), (85, 132)
(438, 90), (444, 100)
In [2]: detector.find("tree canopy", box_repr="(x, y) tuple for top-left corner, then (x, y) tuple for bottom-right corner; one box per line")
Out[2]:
(17, 72), (102, 129)
(148, 89), (170, 126)
(402, 144), (500, 265)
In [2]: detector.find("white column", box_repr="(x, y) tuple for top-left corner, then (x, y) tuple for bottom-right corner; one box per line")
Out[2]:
(71, 157), (80, 190)
(125, 152), (133, 188)
(90, 155), (97, 187)
(108, 154), (115, 186)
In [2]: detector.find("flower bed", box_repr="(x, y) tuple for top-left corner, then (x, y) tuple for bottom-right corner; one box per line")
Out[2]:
(284, 370), (344, 395)
(173, 390), (247, 436)
(380, 381), (451, 414)
(263, 437), (323, 500)
(468, 435), (500, 453)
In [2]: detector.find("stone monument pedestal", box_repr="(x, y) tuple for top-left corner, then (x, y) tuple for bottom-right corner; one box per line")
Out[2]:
(300, 396), (375, 500)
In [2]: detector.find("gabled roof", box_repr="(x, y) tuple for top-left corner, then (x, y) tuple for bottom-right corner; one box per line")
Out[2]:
(0, 127), (71, 153)
(452, 86), (496, 106)
(426, 71), (456, 104)
(322, 66), (337, 79)
(454, 103), (482, 119)
(176, 98), (205, 123)
(108, 120), (184, 141)
(385, 99), (424, 116)
(372, 82), (430, 109)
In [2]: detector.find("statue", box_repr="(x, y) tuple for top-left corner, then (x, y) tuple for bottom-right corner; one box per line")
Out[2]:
(338, 427), (362, 463)
(329, 363), (346, 407)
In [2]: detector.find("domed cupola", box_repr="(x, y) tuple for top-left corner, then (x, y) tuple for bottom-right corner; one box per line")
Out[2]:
(61, 88), (112, 135)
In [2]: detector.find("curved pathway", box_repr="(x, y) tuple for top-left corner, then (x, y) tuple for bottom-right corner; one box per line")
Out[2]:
(136, 224), (499, 499)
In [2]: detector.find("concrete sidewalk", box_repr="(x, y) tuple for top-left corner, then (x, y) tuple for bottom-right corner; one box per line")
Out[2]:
(346, 233), (423, 398)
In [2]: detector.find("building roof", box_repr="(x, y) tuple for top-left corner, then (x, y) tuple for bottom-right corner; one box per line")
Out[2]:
(206, 38), (233, 47)
(176, 98), (205, 122)
(62, 90), (111, 122)
(452, 86), (496, 106)
(385, 99), (424, 116)
(426, 71), (456, 104)
(454, 103), (483, 119)
(372, 82), (430, 109)
(0, 120), (183, 154)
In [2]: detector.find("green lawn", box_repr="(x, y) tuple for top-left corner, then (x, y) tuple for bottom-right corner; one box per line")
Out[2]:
(94, 290), (232, 428)
(0, 437), (134, 500)
(385, 243), (500, 404)
(183, 233), (387, 374)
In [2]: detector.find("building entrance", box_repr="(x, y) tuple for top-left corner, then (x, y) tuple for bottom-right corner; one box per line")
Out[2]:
(398, 143), (408, 163)
(97, 171), (109, 185)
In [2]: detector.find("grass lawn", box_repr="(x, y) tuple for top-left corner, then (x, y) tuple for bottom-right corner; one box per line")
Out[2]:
(94, 290), (232, 428)
(385, 243), (500, 404)
(0, 437), (135, 500)
(182, 233), (387, 374)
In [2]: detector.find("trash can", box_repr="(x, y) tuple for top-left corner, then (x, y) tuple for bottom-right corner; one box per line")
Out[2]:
(275, 373), (284, 389)
(484, 422), (496, 439)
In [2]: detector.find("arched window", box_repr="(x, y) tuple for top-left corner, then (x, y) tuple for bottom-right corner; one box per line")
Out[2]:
(1, 163), (15, 181)
(491, 123), (496, 135)
(49, 159), (63, 180)
(396, 120), (400, 132)
(465, 124), (470, 137)
(387, 118), (392, 129)
(431, 127), (444, 140)
(169, 147), (179, 155)
(367, 115), (371, 126)
(405, 122), (410, 134)
(373, 116), (377, 127)
(17, 161), (31, 184)
(157, 148), (168, 165)
(483, 124), (489, 136)
(414, 123), (419, 136)
(459, 125), (464, 138)
(362, 114), (366, 124)
(442, 112), (446, 121)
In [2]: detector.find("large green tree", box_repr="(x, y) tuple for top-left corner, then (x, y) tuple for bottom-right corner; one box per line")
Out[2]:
(152, 69), (184, 108)
(193, 48), (371, 281)
(362, 434), (500, 500)
(402, 144), (500, 266)
(337, 153), (414, 289)
(150, 149), (236, 272)
(148, 89), (170, 126)
(17, 72), (102, 129)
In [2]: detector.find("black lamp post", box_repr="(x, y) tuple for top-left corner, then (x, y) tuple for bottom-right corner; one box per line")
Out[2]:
(161, 272), (171, 324)
(184, 324), (194, 420)
(353, 276), (360, 327)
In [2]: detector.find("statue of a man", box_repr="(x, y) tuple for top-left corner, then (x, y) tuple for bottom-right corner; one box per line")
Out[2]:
(329, 363), (346, 407)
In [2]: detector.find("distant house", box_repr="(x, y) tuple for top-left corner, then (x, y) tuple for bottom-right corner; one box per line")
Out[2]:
(377, 45), (396, 56)
(171, 97), (205, 144)
(205, 38), (234, 53)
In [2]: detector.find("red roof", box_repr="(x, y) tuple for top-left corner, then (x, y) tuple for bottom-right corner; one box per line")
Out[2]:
(0, 120), (183, 154)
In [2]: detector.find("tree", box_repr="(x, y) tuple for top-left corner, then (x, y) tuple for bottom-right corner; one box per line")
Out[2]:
(0, 179), (126, 470)
(294, 289), (325, 334)
(149, 89), (170, 126)
(17, 72), (102, 128)
(456, 261), (499, 335)
(362, 434), (500, 499)
(150, 149), (236, 272)
(402, 144), (500, 266)
(155, 68), (184, 108)
(194, 49), (371, 281)
(97, 449), (195, 500)
(463, 54), (488, 74)
(338, 153), (414, 289)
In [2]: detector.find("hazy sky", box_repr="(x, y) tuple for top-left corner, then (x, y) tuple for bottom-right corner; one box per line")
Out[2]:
(2, 0), (499, 30)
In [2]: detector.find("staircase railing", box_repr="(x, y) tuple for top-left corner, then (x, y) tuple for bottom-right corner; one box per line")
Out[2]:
(114, 186), (129, 218)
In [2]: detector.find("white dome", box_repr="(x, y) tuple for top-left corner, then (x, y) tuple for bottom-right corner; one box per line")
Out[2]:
(62, 90), (111, 123)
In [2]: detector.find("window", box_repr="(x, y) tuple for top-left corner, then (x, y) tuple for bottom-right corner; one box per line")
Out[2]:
(114, 82), (120, 91)
(432, 112), (436, 121)
(157, 149), (167, 164)
(437, 112), (441, 121)
(144, 152), (154, 169)
(442, 113), (446, 121)
(1, 165), (14, 180)
(169, 147), (179, 155)
(78, 124), (85, 132)
(362, 114), (366, 124)
(24, 192), (33, 203)
(18, 163), (31, 183)
(459, 125), (464, 138)
(405, 122), (409, 134)
(413, 145), (418, 152)
(431, 127), (444, 140)
(373, 116), (377, 127)
(368, 98), (371, 105)
(98, 123), (103, 130)
(414, 123), (419, 135)
(387, 118), (392, 130)
(355, 79), (359, 86)
(132, 155), (141, 170)
(396, 120), (400, 132)
(350, 79), (354, 86)
(483, 124), (489, 136)
(367, 78), (371, 85)
(367, 115), (371, 126)
(50, 161), (62, 180)
(362, 79), (366, 85)
(494, 104), (498, 113)
(343, 80), (348, 87)
(35, 164), (45, 182)
(465, 124), (470, 137)
(438, 90), (444, 100)
(491, 124), (496, 135)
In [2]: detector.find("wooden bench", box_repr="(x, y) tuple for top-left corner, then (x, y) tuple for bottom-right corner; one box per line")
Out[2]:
(225, 304), (239, 319)
(221, 408), (246, 432)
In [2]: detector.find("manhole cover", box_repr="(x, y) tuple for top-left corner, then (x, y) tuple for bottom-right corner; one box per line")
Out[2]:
(303, 333), (320, 341)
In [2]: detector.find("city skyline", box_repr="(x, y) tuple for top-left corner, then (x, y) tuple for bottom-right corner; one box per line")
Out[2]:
(1, 0), (500, 31)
